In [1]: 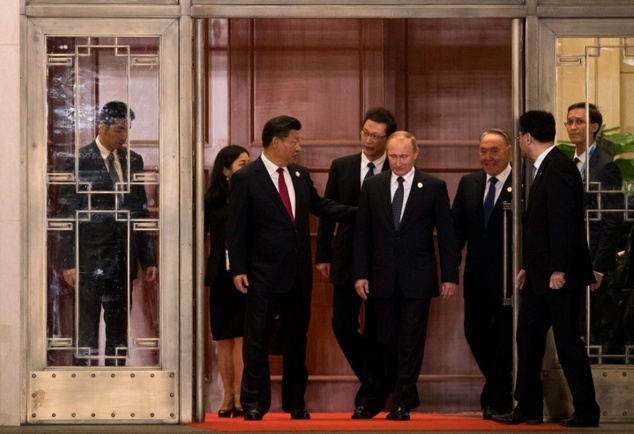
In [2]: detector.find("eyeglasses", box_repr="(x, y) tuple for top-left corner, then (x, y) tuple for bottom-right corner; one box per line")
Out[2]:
(361, 129), (387, 141)
(563, 119), (586, 127)
(514, 133), (525, 142)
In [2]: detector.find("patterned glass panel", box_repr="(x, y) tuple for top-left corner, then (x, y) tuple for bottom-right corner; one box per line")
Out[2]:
(46, 36), (161, 367)
(556, 37), (634, 365)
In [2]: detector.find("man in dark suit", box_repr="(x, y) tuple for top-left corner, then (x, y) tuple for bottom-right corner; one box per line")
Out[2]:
(567, 102), (625, 354)
(353, 131), (459, 421)
(227, 115), (355, 421)
(451, 129), (513, 419)
(567, 102), (623, 292)
(315, 107), (396, 419)
(58, 101), (157, 366)
(493, 110), (600, 428)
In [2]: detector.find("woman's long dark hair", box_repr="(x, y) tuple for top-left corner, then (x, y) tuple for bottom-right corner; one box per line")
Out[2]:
(206, 145), (249, 205)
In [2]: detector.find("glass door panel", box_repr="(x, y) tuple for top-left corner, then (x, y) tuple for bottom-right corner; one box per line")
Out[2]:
(556, 37), (634, 365)
(46, 36), (161, 368)
(26, 17), (183, 423)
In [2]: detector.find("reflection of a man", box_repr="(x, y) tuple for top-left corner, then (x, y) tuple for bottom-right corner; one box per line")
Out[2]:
(57, 101), (157, 366)
(566, 102), (626, 355)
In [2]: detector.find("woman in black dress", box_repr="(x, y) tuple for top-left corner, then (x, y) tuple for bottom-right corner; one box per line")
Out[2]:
(204, 145), (250, 417)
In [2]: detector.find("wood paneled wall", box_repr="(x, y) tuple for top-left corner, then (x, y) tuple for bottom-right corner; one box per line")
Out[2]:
(204, 17), (513, 414)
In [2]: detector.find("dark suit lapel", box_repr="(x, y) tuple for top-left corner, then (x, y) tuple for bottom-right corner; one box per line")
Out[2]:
(84, 142), (114, 191)
(398, 170), (425, 230)
(288, 164), (305, 223)
(588, 149), (601, 182)
(118, 148), (128, 181)
(350, 153), (362, 193)
(253, 157), (294, 224)
(378, 173), (395, 230)
(380, 159), (390, 173)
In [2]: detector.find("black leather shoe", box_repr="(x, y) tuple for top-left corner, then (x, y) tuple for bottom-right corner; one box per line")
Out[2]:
(492, 410), (542, 425)
(244, 409), (263, 421)
(290, 409), (310, 420)
(482, 405), (507, 420)
(386, 406), (410, 421)
(560, 416), (599, 427)
(351, 405), (373, 419)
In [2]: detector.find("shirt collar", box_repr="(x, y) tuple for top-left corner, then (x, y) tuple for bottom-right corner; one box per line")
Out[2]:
(486, 164), (511, 185)
(391, 167), (416, 185)
(573, 142), (597, 164)
(95, 137), (117, 160)
(361, 152), (386, 170)
(261, 152), (283, 176)
(533, 145), (556, 171)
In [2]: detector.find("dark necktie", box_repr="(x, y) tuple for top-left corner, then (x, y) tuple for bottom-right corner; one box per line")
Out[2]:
(364, 162), (375, 183)
(573, 157), (584, 178)
(392, 176), (404, 230)
(277, 167), (294, 222)
(107, 152), (120, 187)
(483, 177), (498, 226)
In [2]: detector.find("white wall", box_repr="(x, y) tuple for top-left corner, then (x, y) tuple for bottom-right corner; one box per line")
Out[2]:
(0, 0), (22, 427)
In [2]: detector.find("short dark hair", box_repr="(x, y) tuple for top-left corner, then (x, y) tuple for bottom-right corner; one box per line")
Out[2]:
(262, 115), (302, 148)
(519, 110), (556, 143)
(567, 102), (603, 139)
(99, 101), (135, 126)
(362, 107), (397, 137)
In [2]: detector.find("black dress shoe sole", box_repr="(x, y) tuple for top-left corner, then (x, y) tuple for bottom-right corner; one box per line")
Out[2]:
(492, 414), (542, 425)
(386, 410), (410, 421)
(351, 407), (373, 419)
(290, 411), (311, 420)
(560, 419), (599, 427)
(494, 419), (542, 425)
(244, 410), (263, 421)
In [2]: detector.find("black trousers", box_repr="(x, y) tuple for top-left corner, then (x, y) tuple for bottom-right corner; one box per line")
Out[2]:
(515, 286), (600, 419)
(374, 288), (430, 410)
(76, 277), (129, 366)
(332, 281), (388, 414)
(240, 283), (311, 415)
(464, 296), (513, 411)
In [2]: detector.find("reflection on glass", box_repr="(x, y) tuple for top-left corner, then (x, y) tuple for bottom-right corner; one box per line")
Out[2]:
(556, 37), (634, 365)
(46, 37), (160, 367)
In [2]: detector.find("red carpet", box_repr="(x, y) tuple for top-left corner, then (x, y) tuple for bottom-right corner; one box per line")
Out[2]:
(188, 412), (574, 432)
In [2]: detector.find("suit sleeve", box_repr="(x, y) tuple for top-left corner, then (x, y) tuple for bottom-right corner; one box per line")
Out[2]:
(308, 172), (356, 223)
(315, 161), (339, 264)
(352, 184), (372, 281)
(435, 180), (460, 283)
(451, 177), (468, 253)
(592, 160), (624, 273)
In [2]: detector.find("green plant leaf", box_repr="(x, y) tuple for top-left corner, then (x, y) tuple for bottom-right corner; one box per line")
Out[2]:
(557, 143), (575, 158)
(615, 158), (634, 181)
